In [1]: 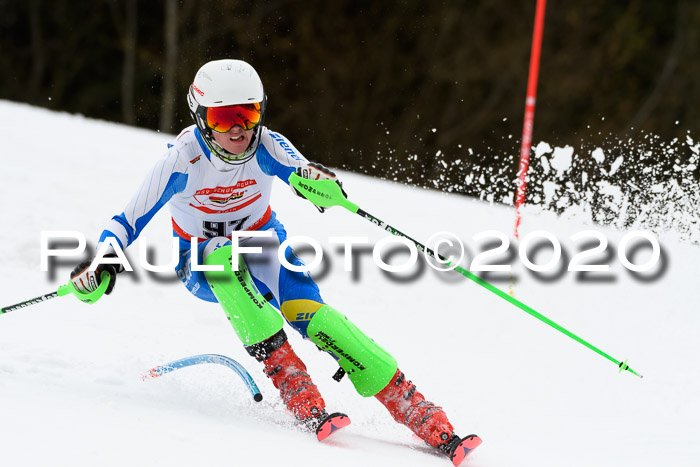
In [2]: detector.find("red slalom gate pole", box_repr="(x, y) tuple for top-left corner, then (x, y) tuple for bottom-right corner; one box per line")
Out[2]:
(514, 0), (547, 238)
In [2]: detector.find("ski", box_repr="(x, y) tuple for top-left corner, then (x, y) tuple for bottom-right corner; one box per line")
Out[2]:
(315, 412), (351, 442)
(448, 434), (482, 466)
(143, 354), (263, 402)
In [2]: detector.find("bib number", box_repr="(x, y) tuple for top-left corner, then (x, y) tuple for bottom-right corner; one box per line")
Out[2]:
(202, 216), (250, 238)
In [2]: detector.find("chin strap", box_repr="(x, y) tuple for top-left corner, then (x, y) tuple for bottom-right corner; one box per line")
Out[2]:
(210, 127), (261, 165)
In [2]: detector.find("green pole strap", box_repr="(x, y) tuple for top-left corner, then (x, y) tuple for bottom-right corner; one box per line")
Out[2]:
(288, 173), (643, 379)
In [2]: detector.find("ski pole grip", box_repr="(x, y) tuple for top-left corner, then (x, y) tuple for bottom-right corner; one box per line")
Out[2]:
(288, 173), (360, 213)
(61, 270), (111, 304)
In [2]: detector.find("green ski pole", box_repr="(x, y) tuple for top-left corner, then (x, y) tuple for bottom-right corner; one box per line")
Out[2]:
(289, 173), (643, 378)
(1, 271), (112, 314)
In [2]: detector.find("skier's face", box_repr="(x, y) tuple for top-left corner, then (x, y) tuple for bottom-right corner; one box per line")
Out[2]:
(212, 125), (253, 155)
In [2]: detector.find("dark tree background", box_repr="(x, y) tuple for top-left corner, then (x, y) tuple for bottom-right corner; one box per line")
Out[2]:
(2, 0), (698, 203)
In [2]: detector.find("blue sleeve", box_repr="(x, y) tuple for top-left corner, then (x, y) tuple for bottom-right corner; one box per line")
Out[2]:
(255, 129), (309, 184)
(256, 143), (296, 184)
(98, 150), (189, 248)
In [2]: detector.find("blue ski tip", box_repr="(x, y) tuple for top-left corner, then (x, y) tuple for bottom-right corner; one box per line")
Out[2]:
(143, 354), (263, 400)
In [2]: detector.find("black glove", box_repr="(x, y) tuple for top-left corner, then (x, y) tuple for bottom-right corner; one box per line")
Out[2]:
(292, 162), (347, 213)
(70, 254), (123, 296)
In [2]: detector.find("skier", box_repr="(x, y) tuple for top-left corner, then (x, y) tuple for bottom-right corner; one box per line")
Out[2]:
(68, 59), (479, 464)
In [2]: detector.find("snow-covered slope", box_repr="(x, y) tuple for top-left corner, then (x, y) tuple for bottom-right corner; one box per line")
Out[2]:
(0, 101), (698, 467)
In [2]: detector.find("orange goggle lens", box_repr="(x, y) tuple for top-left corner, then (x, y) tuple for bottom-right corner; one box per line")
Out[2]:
(206, 103), (262, 133)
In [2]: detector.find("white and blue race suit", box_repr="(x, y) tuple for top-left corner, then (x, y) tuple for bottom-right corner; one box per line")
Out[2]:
(97, 125), (323, 337)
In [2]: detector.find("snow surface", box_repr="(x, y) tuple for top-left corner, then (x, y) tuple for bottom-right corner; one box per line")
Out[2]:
(1, 101), (699, 467)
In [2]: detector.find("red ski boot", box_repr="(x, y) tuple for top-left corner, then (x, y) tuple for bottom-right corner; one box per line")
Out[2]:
(246, 329), (350, 439)
(375, 369), (481, 465)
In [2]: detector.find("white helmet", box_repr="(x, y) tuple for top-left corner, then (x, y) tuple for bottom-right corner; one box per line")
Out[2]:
(187, 59), (267, 164)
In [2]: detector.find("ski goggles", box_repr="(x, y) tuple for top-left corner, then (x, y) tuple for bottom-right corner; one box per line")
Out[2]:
(206, 103), (262, 132)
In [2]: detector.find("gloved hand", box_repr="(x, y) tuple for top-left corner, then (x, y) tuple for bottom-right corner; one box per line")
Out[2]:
(292, 162), (347, 213)
(70, 254), (123, 296)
